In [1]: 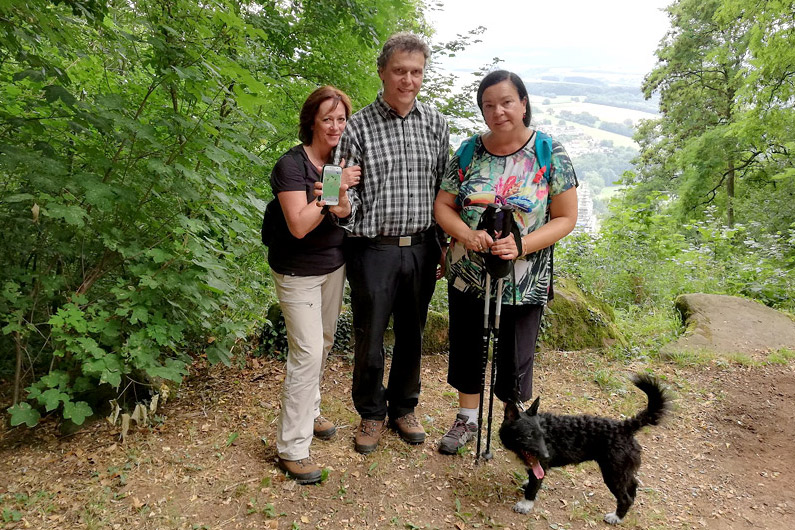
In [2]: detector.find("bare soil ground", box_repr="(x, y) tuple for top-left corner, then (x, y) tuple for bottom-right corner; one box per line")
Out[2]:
(1, 350), (794, 530)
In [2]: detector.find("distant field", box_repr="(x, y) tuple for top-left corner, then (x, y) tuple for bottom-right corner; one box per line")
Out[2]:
(551, 118), (638, 149)
(536, 99), (658, 124)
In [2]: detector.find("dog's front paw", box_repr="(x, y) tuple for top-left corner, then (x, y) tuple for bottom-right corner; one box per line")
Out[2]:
(513, 500), (535, 514)
(604, 512), (623, 525)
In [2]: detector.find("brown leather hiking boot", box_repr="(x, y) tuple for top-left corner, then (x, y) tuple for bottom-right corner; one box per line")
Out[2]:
(390, 412), (426, 444)
(354, 418), (385, 454)
(277, 456), (322, 485)
(313, 415), (336, 440)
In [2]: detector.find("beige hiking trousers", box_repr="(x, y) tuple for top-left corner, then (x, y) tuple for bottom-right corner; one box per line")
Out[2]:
(272, 265), (345, 460)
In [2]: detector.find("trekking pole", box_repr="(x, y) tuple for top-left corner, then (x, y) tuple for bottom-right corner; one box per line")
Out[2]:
(475, 272), (491, 464)
(482, 277), (504, 460)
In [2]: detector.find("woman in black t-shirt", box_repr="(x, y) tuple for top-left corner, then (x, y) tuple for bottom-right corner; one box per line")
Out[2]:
(268, 86), (360, 484)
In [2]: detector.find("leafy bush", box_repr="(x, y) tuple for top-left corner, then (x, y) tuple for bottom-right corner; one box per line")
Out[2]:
(558, 201), (795, 314)
(256, 304), (289, 362)
(0, 0), (424, 427)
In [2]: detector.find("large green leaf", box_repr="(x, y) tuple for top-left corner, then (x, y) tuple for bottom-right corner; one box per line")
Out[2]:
(7, 403), (41, 427)
(62, 401), (93, 425)
(39, 388), (70, 412)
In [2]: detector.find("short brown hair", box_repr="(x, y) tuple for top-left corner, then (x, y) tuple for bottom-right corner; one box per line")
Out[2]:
(377, 32), (430, 72)
(299, 86), (352, 145)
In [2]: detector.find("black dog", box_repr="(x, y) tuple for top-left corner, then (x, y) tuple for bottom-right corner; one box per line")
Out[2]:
(499, 374), (670, 525)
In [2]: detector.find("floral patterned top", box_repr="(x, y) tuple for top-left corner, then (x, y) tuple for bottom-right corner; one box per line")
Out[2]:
(440, 131), (578, 305)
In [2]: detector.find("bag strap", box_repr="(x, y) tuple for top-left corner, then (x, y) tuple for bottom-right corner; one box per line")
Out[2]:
(456, 134), (478, 182)
(457, 131), (554, 182)
(534, 130), (553, 175)
(534, 131), (557, 302)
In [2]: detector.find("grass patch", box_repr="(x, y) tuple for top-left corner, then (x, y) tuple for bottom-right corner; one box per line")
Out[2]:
(723, 352), (762, 367)
(656, 348), (714, 367)
(0, 490), (56, 523)
(592, 368), (622, 391)
(767, 348), (795, 365)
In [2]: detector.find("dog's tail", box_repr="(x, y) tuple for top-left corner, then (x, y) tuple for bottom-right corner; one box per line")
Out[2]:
(624, 373), (670, 432)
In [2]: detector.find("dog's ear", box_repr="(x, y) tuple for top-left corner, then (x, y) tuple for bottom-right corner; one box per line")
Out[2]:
(503, 402), (521, 422)
(528, 396), (540, 416)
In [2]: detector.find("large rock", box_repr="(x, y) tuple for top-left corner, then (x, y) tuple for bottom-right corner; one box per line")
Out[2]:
(541, 278), (626, 350)
(330, 308), (450, 356)
(663, 293), (795, 356)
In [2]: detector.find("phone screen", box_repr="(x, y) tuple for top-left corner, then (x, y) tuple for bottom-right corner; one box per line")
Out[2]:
(321, 165), (342, 206)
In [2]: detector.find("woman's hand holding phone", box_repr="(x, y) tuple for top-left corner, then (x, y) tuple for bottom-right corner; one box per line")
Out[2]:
(313, 158), (360, 218)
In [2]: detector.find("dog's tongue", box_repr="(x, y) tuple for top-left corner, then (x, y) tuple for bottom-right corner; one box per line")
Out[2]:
(529, 457), (545, 479)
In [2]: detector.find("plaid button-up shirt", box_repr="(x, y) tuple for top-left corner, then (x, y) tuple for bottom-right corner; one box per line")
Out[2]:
(335, 92), (450, 238)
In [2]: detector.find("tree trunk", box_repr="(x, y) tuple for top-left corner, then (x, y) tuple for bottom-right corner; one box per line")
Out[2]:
(13, 331), (23, 406)
(726, 159), (735, 227)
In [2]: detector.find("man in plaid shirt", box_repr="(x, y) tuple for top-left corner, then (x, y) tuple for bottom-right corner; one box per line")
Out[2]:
(335, 32), (450, 454)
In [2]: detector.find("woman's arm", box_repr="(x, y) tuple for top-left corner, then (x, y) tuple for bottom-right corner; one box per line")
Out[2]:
(278, 191), (326, 240)
(434, 190), (493, 252)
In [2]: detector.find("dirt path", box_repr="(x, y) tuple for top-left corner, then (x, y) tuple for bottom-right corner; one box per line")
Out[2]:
(1, 351), (793, 529)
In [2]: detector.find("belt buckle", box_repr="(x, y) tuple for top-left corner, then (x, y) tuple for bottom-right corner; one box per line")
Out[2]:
(398, 236), (412, 247)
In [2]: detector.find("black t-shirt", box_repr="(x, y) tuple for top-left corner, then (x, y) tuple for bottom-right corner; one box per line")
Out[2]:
(267, 145), (345, 276)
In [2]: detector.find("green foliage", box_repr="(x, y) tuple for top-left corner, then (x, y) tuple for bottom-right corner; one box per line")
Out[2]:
(632, 0), (793, 232)
(423, 26), (488, 136)
(0, 0), (428, 426)
(559, 2), (792, 358)
(256, 303), (288, 361)
(559, 198), (794, 314)
(332, 308), (354, 355)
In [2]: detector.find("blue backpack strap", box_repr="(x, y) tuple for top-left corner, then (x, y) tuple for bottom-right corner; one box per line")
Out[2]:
(455, 134), (478, 182)
(534, 130), (553, 174)
(458, 132), (552, 182)
(534, 130), (558, 301)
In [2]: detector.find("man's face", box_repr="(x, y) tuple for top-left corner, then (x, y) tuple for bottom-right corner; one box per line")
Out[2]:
(379, 50), (425, 115)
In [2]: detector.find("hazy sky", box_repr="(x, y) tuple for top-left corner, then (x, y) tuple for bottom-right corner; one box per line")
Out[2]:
(426, 0), (673, 84)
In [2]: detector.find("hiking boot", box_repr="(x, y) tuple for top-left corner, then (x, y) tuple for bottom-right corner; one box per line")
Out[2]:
(389, 412), (426, 444)
(277, 456), (322, 485)
(438, 413), (478, 455)
(354, 418), (385, 454)
(313, 415), (336, 440)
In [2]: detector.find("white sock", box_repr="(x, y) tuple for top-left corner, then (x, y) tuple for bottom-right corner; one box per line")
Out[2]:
(460, 407), (478, 426)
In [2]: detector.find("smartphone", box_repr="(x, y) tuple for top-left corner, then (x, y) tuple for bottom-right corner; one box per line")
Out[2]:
(320, 164), (342, 206)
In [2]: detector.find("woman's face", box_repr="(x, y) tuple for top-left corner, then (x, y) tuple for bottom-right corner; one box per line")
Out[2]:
(481, 79), (527, 135)
(312, 98), (348, 149)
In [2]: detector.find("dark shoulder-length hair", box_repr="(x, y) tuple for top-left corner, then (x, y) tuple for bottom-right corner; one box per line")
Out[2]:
(476, 70), (532, 127)
(298, 85), (352, 145)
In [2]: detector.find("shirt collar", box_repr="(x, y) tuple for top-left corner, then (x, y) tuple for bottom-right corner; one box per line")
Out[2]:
(374, 91), (422, 119)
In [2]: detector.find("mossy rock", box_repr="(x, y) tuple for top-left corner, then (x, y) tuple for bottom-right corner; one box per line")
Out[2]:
(378, 310), (450, 356)
(422, 310), (450, 355)
(541, 277), (626, 350)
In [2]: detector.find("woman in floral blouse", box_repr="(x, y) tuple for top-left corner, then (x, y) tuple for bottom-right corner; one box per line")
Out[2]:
(434, 70), (578, 455)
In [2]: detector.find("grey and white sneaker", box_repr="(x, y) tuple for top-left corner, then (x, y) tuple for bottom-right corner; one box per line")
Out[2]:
(438, 413), (478, 455)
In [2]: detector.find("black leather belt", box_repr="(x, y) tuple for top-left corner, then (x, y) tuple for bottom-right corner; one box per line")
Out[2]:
(371, 229), (431, 247)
